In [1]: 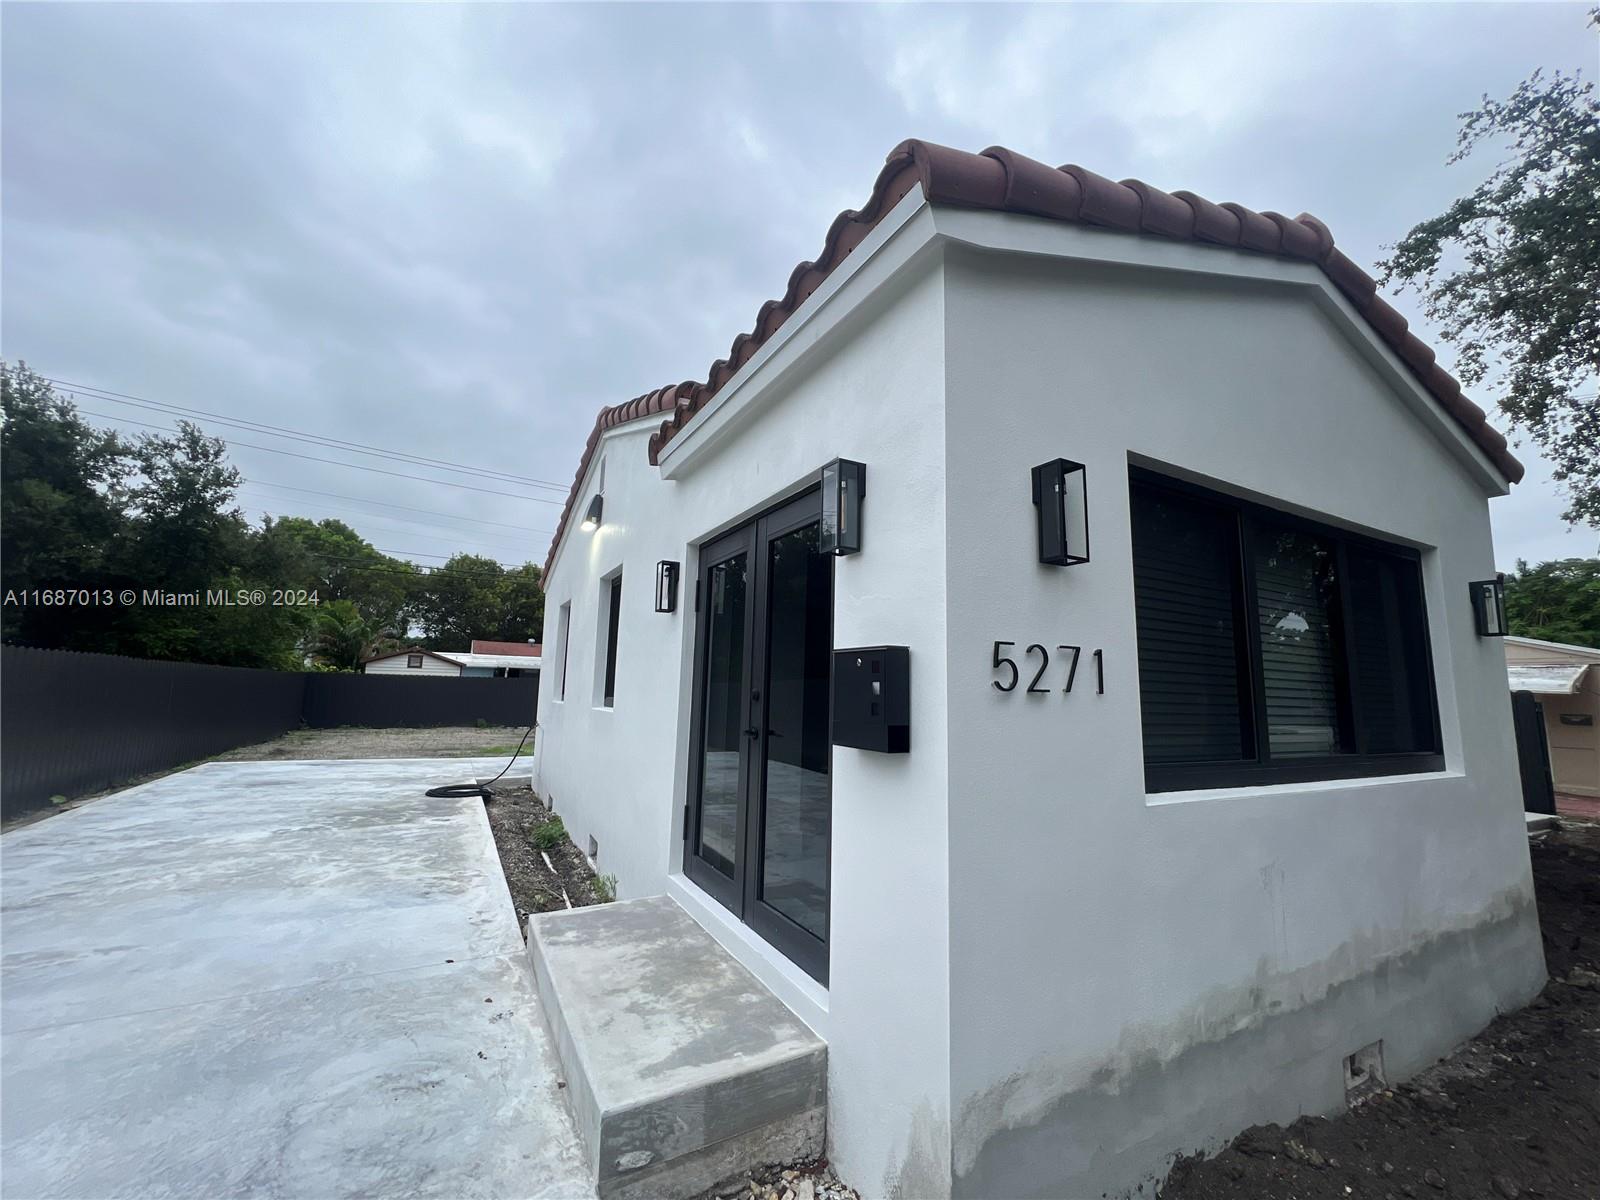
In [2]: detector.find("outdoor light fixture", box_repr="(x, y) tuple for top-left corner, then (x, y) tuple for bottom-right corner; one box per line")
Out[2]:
(580, 494), (604, 532)
(1470, 575), (1506, 637)
(1031, 458), (1089, 566)
(655, 560), (680, 613)
(820, 458), (865, 556)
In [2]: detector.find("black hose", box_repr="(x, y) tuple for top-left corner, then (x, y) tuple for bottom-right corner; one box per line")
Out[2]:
(425, 724), (534, 799)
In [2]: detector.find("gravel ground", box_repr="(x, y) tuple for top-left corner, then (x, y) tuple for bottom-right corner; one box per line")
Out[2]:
(212, 725), (534, 761)
(693, 1157), (859, 1200)
(1162, 817), (1600, 1200)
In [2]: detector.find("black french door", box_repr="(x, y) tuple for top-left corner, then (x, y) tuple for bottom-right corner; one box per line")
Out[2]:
(685, 489), (834, 983)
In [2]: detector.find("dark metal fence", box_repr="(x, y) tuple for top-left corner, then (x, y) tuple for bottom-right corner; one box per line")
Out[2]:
(1, 646), (538, 818)
(1511, 689), (1557, 815)
(302, 671), (537, 730)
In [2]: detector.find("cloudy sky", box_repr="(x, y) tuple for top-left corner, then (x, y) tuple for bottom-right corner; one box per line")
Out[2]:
(3, 2), (1594, 575)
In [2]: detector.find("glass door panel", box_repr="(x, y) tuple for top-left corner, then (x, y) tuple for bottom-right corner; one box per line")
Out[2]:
(697, 551), (747, 876)
(754, 520), (832, 953)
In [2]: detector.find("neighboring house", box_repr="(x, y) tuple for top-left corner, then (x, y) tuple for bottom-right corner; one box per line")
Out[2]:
(362, 646), (541, 679)
(471, 638), (542, 658)
(362, 647), (463, 677)
(532, 140), (1544, 1198)
(1505, 634), (1600, 798)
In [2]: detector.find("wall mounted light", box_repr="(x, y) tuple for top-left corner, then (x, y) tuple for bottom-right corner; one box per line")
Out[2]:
(655, 560), (680, 613)
(1470, 575), (1506, 637)
(580, 494), (604, 532)
(820, 458), (866, 556)
(1032, 458), (1089, 566)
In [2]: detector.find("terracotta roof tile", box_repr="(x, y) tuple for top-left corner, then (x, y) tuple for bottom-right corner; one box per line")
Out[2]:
(543, 140), (1522, 578)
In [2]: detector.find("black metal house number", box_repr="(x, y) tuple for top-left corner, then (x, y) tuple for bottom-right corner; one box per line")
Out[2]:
(991, 642), (1104, 695)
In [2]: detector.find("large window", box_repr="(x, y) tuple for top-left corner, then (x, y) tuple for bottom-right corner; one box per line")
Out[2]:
(1130, 468), (1442, 792)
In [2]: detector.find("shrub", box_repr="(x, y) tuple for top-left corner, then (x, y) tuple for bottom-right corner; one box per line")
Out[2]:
(594, 873), (618, 904)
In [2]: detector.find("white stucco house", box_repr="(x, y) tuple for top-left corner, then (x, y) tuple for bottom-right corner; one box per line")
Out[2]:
(1505, 633), (1600, 797)
(531, 140), (1545, 1198)
(362, 645), (540, 678)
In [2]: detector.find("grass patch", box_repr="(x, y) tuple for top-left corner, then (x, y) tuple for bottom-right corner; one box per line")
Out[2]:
(530, 815), (567, 850)
(594, 873), (618, 904)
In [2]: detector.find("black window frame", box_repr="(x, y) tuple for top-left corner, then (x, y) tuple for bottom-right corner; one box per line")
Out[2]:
(406, 653), (423, 669)
(1130, 467), (1444, 793)
(601, 574), (622, 708)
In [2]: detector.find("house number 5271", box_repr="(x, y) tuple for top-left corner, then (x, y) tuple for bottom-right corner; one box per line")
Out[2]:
(991, 642), (1105, 695)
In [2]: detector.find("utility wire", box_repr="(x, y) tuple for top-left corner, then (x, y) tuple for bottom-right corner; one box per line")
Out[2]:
(241, 479), (547, 535)
(47, 375), (571, 492)
(77, 409), (565, 504)
(237, 492), (539, 559)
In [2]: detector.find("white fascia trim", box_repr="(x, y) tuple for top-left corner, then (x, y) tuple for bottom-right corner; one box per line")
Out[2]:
(931, 206), (1511, 496)
(656, 185), (937, 479)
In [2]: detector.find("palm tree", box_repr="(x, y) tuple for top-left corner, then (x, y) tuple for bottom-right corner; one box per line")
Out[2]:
(310, 600), (399, 672)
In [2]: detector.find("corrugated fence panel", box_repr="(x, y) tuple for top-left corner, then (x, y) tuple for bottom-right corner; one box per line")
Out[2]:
(1, 648), (539, 818)
(301, 672), (537, 730)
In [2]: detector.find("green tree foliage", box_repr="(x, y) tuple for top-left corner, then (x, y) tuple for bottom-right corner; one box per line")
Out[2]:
(1, 365), (545, 669)
(409, 554), (544, 651)
(309, 599), (400, 671)
(1378, 56), (1600, 524)
(1, 362), (129, 645)
(1504, 557), (1600, 648)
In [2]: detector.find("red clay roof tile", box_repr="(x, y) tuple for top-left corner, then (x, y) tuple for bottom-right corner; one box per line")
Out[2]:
(543, 140), (1522, 578)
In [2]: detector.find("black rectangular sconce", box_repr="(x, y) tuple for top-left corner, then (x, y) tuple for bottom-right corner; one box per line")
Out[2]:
(655, 560), (680, 613)
(1470, 575), (1506, 637)
(832, 645), (910, 753)
(1032, 458), (1089, 566)
(820, 458), (866, 556)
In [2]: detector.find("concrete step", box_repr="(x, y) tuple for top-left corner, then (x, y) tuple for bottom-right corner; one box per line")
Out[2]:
(527, 896), (826, 1200)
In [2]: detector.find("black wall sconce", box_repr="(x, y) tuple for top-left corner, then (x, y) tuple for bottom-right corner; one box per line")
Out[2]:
(580, 493), (604, 532)
(821, 458), (866, 556)
(655, 560), (680, 613)
(1032, 458), (1089, 566)
(1470, 575), (1506, 637)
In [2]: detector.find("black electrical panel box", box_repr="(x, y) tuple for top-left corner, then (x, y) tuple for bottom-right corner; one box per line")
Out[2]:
(832, 646), (910, 753)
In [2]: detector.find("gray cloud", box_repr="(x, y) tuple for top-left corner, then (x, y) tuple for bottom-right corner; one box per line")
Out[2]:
(3, 2), (1593, 571)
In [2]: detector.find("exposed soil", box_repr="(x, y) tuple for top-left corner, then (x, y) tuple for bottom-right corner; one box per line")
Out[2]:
(213, 725), (534, 761)
(482, 784), (607, 934)
(1162, 819), (1600, 1200)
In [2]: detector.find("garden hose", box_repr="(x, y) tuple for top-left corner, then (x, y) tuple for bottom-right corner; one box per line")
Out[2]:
(425, 724), (534, 799)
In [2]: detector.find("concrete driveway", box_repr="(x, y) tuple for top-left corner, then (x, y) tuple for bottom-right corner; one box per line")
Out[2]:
(1, 758), (592, 1200)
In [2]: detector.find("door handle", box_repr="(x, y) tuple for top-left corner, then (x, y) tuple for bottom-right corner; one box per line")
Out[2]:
(744, 727), (760, 739)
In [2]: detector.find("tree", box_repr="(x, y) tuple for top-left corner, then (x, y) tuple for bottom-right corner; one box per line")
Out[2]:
(309, 600), (399, 671)
(264, 516), (417, 634)
(1, 362), (130, 645)
(1378, 54), (1600, 524)
(408, 555), (544, 650)
(1504, 557), (1600, 647)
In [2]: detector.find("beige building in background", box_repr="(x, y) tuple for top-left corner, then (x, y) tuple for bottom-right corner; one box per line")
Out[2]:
(1505, 634), (1600, 798)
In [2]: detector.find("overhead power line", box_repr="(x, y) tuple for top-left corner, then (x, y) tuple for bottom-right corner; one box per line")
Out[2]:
(46, 375), (571, 492)
(236, 488), (540, 558)
(77, 409), (565, 504)
(241, 479), (547, 535)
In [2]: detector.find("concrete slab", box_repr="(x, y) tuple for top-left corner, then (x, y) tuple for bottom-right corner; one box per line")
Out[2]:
(529, 896), (826, 1199)
(1, 757), (592, 1199)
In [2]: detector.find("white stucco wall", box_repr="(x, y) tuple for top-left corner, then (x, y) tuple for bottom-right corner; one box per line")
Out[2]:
(534, 200), (954, 1196)
(938, 224), (1545, 1198)
(533, 192), (1545, 1200)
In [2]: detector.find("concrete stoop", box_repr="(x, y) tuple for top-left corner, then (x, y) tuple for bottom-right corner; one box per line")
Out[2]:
(528, 896), (826, 1200)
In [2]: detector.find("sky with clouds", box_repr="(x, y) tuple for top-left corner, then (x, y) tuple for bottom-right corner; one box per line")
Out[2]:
(3, 2), (1595, 575)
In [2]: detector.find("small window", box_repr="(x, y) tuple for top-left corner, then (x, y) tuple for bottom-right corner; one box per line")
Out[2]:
(557, 602), (572, 701)
(1130, 468), (1442, 792)
(407, 653), (423, 669)
(602, 575), (622, 707)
